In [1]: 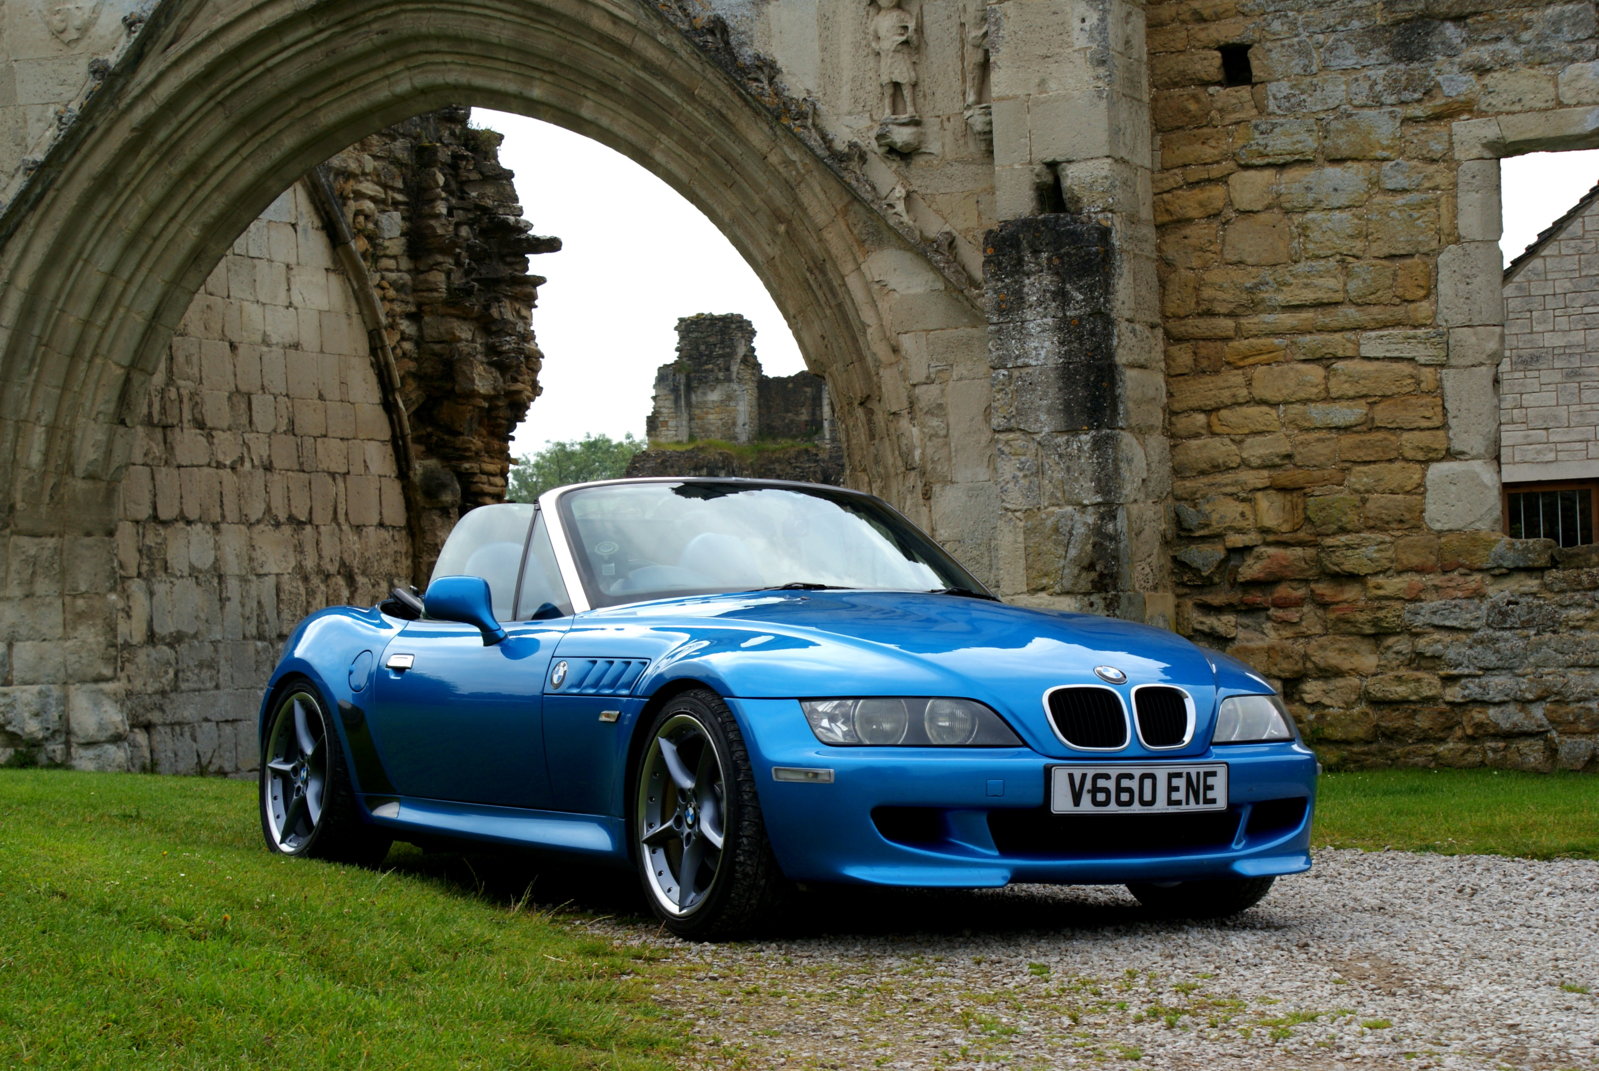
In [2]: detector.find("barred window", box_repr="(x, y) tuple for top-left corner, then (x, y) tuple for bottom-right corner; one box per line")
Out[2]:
(1504, 482), (1596, 547)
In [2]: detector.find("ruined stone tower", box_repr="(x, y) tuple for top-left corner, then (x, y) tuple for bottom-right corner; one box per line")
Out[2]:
(646, 313), (832, 446)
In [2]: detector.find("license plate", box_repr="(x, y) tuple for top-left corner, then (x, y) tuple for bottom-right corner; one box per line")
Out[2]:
(1049, 764), (1228, 814)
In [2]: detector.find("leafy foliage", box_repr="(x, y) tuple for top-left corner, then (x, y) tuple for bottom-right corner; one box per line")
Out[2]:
(508, 433), (645, 503)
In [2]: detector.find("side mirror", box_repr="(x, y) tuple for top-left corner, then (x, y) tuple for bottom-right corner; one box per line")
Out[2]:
(423, 576), (507, 645)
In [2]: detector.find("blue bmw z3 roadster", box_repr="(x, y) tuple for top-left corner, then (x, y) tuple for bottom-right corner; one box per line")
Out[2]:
(259, 477), (1317, 939)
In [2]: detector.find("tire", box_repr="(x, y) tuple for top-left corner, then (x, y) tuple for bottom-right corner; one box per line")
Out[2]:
(634, 689), (786, 940)
(259, 679), (391, 867)
(1126, 875), (1276, 919)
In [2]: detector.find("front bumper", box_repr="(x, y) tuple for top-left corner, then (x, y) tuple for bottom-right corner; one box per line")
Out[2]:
(731, 698), (1318, 888)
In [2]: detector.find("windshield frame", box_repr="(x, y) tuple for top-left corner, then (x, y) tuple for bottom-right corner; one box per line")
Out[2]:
(541, 478), (990, 612)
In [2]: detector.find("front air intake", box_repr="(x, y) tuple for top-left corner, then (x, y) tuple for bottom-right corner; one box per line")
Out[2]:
(1044, 687), (1127, 749)
(1134, 686), (1191, 748)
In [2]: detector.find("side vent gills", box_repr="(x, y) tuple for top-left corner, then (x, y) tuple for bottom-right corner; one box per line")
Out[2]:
(558, 658), (649, 696)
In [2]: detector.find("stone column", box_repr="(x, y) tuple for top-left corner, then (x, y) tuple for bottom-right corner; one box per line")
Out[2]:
(984, 0), (1170, 624)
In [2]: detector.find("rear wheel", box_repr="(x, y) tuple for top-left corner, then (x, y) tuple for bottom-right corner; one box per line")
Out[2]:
(634, 689), (785, 940)
(259, 680), (391, 867)
(1126, 875), (1276, 919)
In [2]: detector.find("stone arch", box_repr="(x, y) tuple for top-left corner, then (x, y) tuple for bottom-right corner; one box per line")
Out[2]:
(0, 0), (973, 540)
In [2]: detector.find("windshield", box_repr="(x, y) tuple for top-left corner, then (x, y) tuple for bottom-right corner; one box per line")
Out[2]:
(555, 482), (987, 609)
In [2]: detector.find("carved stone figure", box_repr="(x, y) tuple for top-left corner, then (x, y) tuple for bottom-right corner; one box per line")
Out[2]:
(962, 1), (990, 110)
(869, 0), (919, 119)
(961, 0), (993, 143)
(44, 0), (102, 45)
(881, 183), (911, 227)
(869, 0), (923, 153)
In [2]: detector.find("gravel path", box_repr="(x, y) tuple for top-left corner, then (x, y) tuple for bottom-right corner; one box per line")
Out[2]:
(592, 850), (1598, 1070)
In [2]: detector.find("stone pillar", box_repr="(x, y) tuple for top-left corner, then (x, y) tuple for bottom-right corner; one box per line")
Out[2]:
(985, 0), (1170, 623)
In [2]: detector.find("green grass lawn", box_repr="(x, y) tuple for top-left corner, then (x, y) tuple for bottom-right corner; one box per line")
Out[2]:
(0, 769), (670, 1070)
(1, 765), (1593, 1067)
(1314, 767), (1599, 860)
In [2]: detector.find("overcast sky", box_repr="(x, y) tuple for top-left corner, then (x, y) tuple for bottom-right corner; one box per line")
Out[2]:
(482, 108), (1599, 454)
(1500, 149), (1599, 265)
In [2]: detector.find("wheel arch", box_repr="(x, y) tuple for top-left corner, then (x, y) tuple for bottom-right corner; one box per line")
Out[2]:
(257, 666), (377, 797)
(620, 678), (727, 859)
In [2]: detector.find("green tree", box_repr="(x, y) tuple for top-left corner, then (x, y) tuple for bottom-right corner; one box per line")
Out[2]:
(507, 432), (645, 503)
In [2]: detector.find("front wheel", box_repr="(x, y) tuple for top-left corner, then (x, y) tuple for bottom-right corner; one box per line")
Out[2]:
(1126, 875), (1276, 919)
(259, 680), (390, 867)
(634, 689), (786, 940)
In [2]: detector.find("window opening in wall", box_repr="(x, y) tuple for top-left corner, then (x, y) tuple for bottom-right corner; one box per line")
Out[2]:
(1034, 162), (1068, 214)
(1504, 482), (1596, 546)
(1218, 44), (1252, 88)
(1498, 149), (1599, 541)
(472, 111), (806, 458)
(1499, 150), (1599, 266)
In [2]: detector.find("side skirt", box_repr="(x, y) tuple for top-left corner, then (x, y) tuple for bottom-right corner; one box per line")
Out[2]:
(360, 794), (628, 862)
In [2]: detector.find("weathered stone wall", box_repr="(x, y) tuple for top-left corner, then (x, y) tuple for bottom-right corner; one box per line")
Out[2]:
(1502, 188), (1599, 483)
(0, 107), (549, 774)
(1326, 537), (1599, 771)
(112, 184), (412, 774)
(648, 314), (762, 444)
(637, 313), (837, 482)
(760, 372), (832, 442)
(986, 214), (1172, 622)
(0, 0), (150, 215)
(327, 108), (554, 563)
(1151, 0), (1599, 770)
(646, 313), (831, 446)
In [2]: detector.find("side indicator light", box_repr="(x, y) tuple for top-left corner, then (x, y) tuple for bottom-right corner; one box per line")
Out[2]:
(772, 767), (835, 784)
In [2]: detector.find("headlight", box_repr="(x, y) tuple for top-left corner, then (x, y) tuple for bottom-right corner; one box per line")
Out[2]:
(855, 699), (909, 745)
(1213, 694), (1296, 744)
(801, 698), (1021, 747)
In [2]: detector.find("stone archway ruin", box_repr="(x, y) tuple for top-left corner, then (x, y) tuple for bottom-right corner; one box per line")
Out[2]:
(5, 0), (1599, 775)
(0, 0), (989, 772)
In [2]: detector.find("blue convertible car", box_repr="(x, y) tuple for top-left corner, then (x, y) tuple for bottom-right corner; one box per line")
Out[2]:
(260, 478), (1317, 938)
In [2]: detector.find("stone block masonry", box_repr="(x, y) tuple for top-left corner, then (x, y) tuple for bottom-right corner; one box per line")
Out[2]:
(1501, 186), (1599, 483)
(112, 185), (410, 775)
(645, 313), (832, 447)
(0, 109), (552, 774)
(1152, 0), (1599, 771)
(326, 108), (556, 563)
(635, 313), (838, 484)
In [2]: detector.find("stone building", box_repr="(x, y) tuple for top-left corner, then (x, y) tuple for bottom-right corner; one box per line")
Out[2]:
(1500, 184), (1599, 545)
(645, 313), (833, 445)
(6, 0), (1599, 774)
(631, 313), (842, 483)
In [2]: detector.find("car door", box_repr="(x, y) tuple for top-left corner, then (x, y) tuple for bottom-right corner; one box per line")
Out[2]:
(362, 504), (575, 810)
(365, 619), (565, 808)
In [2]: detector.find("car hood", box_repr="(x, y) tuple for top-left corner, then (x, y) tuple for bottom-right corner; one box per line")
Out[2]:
(573, 589), (1238, 709)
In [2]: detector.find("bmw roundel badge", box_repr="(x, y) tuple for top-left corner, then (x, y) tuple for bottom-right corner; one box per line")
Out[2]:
(551, 660), (569, 689)
(1093, 665), (1128, 685)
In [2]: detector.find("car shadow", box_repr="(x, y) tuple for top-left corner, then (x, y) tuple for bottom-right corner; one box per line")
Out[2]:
(377, 844), (1297, 944)
(379, 843), (650, 922)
